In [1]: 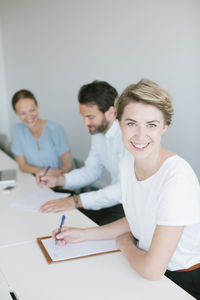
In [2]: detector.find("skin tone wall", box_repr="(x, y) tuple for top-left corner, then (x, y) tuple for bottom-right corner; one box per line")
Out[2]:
(0, 0), (199, 178)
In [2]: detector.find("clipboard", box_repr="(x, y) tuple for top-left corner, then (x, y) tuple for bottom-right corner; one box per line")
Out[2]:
(37, 236), (120, 264)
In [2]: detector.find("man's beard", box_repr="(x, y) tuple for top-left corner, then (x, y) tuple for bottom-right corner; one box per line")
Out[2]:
(89, 117), (110, 135)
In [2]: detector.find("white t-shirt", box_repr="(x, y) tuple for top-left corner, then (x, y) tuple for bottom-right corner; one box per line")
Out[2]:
(120, 152), (200, 271)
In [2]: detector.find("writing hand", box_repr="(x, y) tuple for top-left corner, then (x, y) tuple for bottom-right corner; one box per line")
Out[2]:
(36, 172), (64, 188)
(52, 227), (85, 245)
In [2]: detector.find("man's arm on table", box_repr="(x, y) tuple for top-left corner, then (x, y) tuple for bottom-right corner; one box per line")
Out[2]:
(40, 182), (121, 213)
(38, 138), (111, 212)
(37, 138), (104, 188)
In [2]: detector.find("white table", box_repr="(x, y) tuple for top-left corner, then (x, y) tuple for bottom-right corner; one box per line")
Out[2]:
(0, 181), (96, 247)
(0, 241), (194, 300)
(0, 150), (194, 299)
(0, 150), (96, 247)
(0, 269), (12, 300)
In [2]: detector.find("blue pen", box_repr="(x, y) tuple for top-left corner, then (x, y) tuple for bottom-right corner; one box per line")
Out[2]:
(39, 165), (51, 183)
(55, 215), (66, 244)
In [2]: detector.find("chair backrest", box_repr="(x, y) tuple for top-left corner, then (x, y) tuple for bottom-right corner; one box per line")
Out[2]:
(0, 134), (14, 159)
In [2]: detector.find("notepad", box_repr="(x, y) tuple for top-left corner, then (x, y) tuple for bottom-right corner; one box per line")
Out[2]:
(11, 188), (70, 212)
(37, 236), (119, 264)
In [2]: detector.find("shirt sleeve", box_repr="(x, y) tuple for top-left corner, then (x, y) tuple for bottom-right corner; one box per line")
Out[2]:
(11, 124), (24, 156)
(157, 174), (200, 226)
(80, 182), (122, 210)
(51, 123), (70, 156)
(64, 137), (104, 189)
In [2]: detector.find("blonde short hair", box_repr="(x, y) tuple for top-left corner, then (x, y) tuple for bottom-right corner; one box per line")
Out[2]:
(115, 79), (174, 125)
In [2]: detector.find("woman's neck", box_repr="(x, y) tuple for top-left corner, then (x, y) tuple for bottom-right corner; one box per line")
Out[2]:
(29, 119), (45, 139)
(134, 147), (173, 181)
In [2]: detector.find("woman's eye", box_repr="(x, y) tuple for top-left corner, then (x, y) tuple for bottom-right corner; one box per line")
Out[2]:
(127, 122), (136, 127)
(148, 124), (156, 128)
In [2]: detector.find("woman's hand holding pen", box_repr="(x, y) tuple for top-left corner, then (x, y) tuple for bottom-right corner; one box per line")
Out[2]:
(52, 227), (86, 245)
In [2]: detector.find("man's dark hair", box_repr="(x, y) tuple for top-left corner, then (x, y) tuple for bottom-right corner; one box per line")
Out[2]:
(78, 80), (118, 113)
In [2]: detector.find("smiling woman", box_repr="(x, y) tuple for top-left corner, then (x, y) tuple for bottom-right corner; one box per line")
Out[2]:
(11, 89), (73, 176)
(115, 79), (174, 179)
(114, 79), (200, 298)
(49, 79), (200, 299)
(119, 102), (168, 168)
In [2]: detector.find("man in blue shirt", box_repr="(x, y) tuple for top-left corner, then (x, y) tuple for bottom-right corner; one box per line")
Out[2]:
(38, 81), (125, 225)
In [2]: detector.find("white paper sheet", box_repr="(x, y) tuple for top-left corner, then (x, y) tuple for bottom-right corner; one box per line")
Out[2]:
(41, 237), (119, 262)
(11, 188), (70, 212)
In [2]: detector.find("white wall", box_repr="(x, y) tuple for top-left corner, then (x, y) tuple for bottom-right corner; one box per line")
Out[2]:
(0, 0), (200, 177)
(0, 14), (10, 139)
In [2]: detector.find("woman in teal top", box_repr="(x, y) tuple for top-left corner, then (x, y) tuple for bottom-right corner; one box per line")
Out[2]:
(11, 89), (73, 176)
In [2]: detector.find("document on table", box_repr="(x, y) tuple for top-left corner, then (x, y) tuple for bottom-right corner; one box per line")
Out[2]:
(37, 236), (119, 263)
(11, 188), (70, 212)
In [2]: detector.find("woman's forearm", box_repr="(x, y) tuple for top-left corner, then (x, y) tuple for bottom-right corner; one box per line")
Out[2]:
(84, 218), (130, 241)
(61, 151), (73, 173)
(19, 162), (40, 175)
